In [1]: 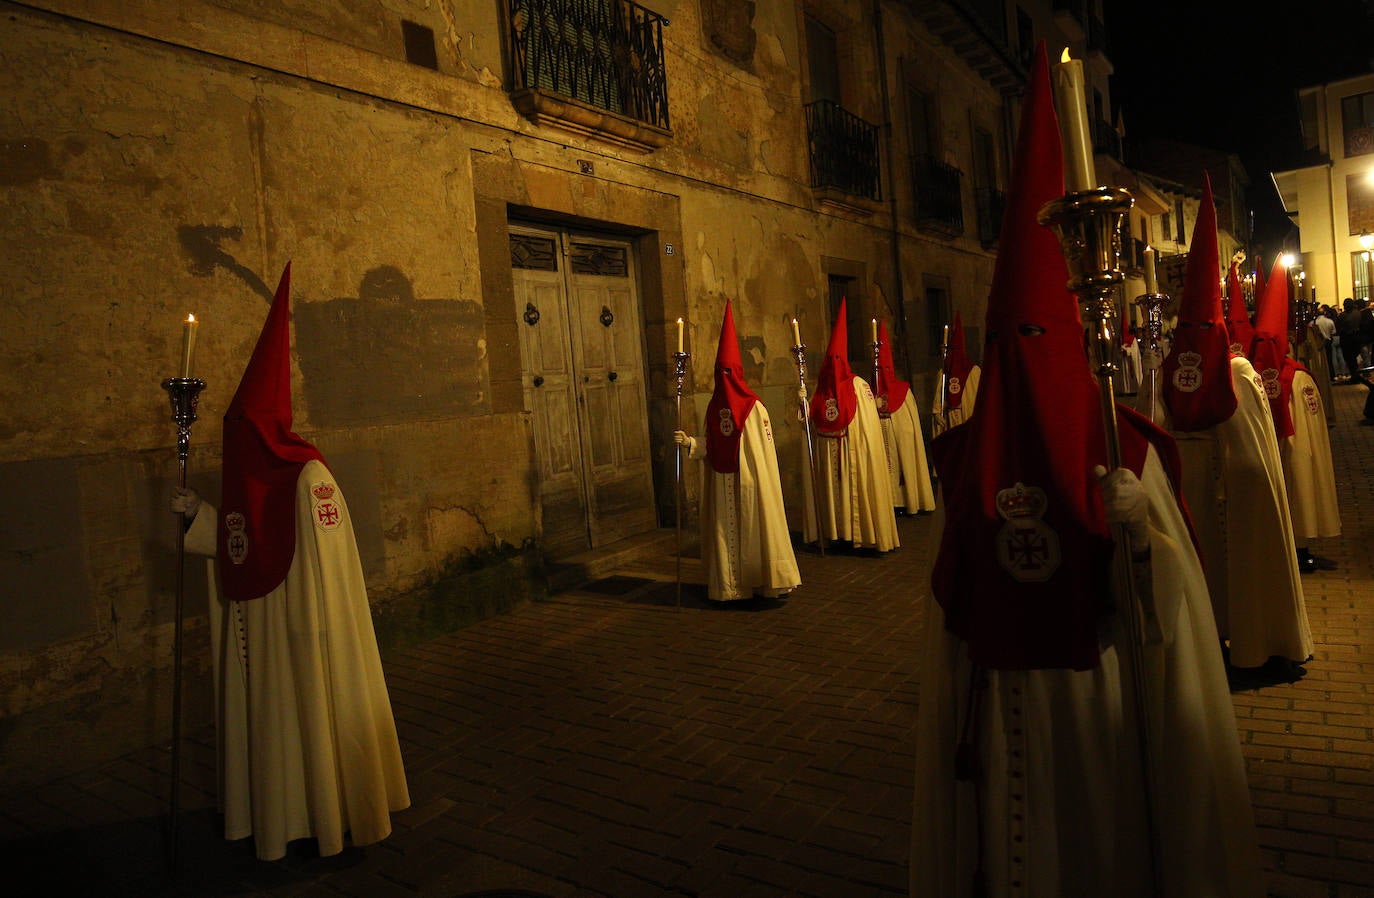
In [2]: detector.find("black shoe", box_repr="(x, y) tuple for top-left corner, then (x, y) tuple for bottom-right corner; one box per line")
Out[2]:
(1297, 550), (1318, 574)
(1312, 555), (1338, 570)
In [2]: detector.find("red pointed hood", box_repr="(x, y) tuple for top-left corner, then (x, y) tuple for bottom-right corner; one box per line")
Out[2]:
(703, 299), (759, 473)
(944, 310), (974, 409)
(1225, 260), (1253, 355)
(929, 42), (1121, 671)
(218, 262), (326, 601)
(1250, 257), (1296, 439)
(874, 320), (910, 415)
(1161, 173), (1238, 431)
(809, 297), (858, 437)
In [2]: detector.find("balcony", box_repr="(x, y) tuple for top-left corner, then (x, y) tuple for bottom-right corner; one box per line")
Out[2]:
(507, 0), (671, 153)
(975, 187), (1005, 247)
(1086, 13), (1108, 57)
(1094, 118), (1122, 162)
(913, 154), (965, 236)
(805, 100), (882, 204)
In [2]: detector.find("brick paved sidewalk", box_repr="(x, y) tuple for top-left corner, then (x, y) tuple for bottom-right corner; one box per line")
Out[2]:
(1, 387), (1373, 898)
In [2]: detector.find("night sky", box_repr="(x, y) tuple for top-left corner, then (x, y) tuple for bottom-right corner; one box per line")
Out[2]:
(1105, 1), (1374, 248)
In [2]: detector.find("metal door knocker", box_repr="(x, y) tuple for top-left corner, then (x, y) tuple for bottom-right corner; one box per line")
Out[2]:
(524, 302), (540, 326)
(600, 305), (614, 327)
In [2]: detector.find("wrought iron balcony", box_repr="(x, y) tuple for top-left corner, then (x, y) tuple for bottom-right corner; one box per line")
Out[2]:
(1094, 118), (1121, 161)
(508, 0), (671, 151)
(975, 187), (1005, 247)
(913, 154), (965, 236)
(805, 100), (882, 202)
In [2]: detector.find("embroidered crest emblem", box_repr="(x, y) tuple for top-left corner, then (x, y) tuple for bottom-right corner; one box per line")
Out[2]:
(718, 408), (735, 437)
(1260, 368), (1281, 400)
(1229, 341), (1245, 356)
(994, 483), (1060, 582)
(224, 511), (248, 565)
(824, 397), (839, 422)
(1302, 383), (1319, 415)
(947, 376), (962, 396)
(311, 481), (342, 532)
(1171, 350), (1203, 393)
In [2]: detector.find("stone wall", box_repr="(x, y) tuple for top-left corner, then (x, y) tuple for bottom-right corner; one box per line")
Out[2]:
(0, 0), (1013, 789)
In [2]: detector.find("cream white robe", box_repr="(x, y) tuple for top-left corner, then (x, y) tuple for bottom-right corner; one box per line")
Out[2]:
(803, 376), (900, 551)
(1282, 368), (1341, 543)
(186, 459), (410, 860)
(1170, 357), (1311, 668)
(930, 365), (981, 436)
(684, 403), (801, 601)
(880, 391), (936, 513)
(912, 447), (1263, 898)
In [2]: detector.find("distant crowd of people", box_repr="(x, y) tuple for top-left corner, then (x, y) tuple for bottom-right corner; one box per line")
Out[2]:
(1314, 298), (1374, 422)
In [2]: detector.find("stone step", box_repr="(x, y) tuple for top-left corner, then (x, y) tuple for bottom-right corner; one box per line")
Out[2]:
(544, 528), (694, 592)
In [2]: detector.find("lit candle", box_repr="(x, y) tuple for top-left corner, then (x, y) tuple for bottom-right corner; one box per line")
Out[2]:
(1143, 246), (1158, 294)
(676, 317), (684, 354)
(180, 314), (198, 378)
(871, 318), (879, 345)
(1053, 48), (1096, 193)
(791, 317), (801, 346)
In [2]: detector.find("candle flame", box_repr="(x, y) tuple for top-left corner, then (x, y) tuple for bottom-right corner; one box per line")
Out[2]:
(186, 313), (196, 323)
(1061, 47), (1071, 63)
(677, 317), (683, 324)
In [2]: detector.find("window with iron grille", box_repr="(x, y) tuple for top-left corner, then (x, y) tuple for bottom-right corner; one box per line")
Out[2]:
(913, 154), (964, 236)
(805, 100), (881, 201)
(508, 0), (670, 131)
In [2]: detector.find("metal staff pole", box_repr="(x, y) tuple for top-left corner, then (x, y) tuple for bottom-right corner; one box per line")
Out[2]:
(791, 320), (826, 555)
(160, 374), (206, 873)
(673, 346), (689, 609)
(936, 323), (951, 436)
(871, 320), (883, 412)
(1039, 186), (1163, 898)
(1135, 289), (1168, 426)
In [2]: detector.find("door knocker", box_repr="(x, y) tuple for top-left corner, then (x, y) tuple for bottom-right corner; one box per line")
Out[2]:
(523, 302), (540, 326)
(600, 305), (614, 327)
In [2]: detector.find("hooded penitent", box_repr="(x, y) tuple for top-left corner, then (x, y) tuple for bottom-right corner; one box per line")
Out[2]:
(809, 297), (858, 438)
(874, 320), (910, 417)
(929, 42), (1119, 671)
(944, 310), (974, 410)
(1161, 173), (1239, 432)
(218, 262), (326, 601)
(703, 299), (760, 474)
(1249, 257), (1297, 440)
(1225, 260), (1253, 355)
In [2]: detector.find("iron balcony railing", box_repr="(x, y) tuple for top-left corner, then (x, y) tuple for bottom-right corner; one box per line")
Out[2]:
(804, 100), (882, 201)
(508, 0), (670, 131)
(975, 187), (1005, 246)
(913, 154), (964, 236)
(1094, 118), (1121, 161)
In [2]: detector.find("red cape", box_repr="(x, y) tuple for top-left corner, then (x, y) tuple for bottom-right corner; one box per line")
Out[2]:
(218, 262), (327, 602)
(703, 300), (759, 473)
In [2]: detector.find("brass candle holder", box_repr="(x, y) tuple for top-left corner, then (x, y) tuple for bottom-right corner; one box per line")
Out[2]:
(1134, 289), (1169, 426)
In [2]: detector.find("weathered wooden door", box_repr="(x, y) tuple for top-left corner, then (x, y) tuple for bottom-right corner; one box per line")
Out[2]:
(511, 225), (656, 556)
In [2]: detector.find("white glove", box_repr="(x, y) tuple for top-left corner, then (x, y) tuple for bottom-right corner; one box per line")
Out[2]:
(170, 487), (202, 520)
(1094, 465), (1149, 551)
(673, 430), (691, 446)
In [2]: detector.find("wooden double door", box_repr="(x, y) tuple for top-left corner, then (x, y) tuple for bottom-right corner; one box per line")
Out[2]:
(510, 224), (656, 557)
